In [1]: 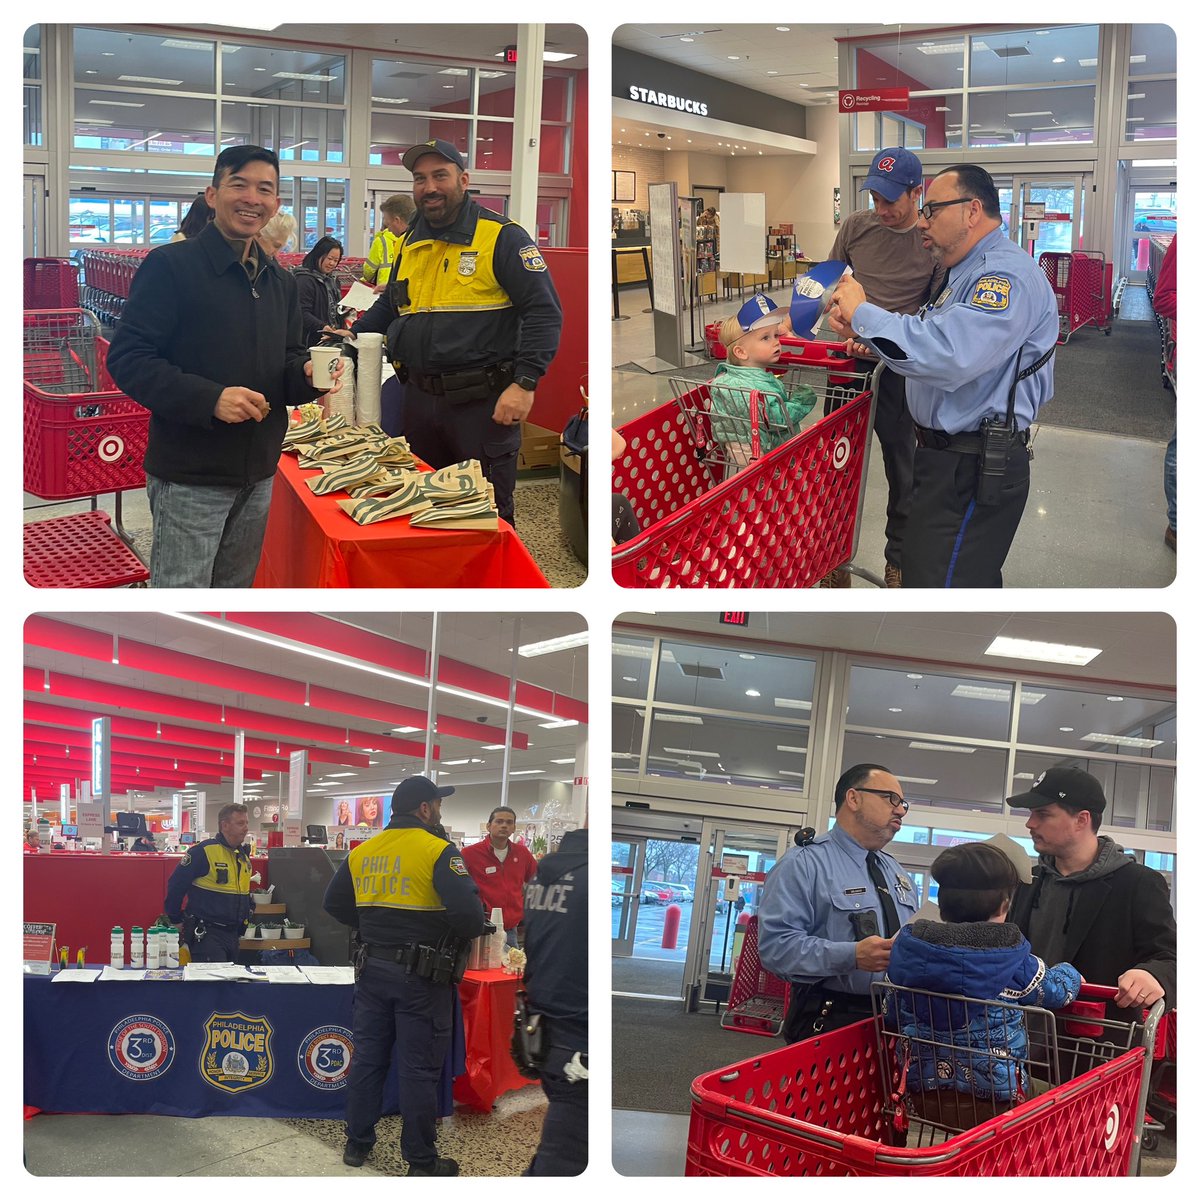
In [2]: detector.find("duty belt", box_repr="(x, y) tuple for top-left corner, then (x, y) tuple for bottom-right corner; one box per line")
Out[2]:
(914, 424), (1030, 454)
(364, 942), (423, 966)
(399, 360), (514, 399)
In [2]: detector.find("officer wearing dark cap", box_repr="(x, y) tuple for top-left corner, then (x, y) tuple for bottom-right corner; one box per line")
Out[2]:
(1006, 766), (1176, 1015)
(351, 139), (563, 527)
(828, 163), (1059, 588)
(323, 775), (487, 1175)
(758, 764), (919, 1040)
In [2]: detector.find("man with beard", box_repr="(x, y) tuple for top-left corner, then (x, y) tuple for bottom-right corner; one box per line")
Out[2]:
(758, 764), (919, 1041)
(1006, 766), (1175, 1019)
(827, 164), (1058, 588)
(351, 140), (563, 527)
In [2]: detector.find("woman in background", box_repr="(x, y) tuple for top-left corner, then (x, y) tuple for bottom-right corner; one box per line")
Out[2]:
(257, 211), (297, 260)
(293, 236), (353, 347)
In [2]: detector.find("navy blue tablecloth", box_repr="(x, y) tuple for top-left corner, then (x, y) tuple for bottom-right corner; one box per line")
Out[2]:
(24, 972), (464, 1119)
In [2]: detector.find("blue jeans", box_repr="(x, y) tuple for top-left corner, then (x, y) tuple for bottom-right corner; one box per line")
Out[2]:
(146, 473), (274, 588)
(344, 958), (452, 1168)
(1164, 425), (1176, 531)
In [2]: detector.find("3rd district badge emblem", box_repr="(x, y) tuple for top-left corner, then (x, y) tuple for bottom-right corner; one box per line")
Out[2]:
(200, 1011), (275, 1093)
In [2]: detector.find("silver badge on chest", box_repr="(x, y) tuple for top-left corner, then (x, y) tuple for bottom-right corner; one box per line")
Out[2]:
(458, 252), (478, 277)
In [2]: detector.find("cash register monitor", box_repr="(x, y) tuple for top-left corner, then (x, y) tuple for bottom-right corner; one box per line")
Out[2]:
(306, 824), (328, 845)
(178, 832), (196, 845)
(114, 812), (150, 838)
(61, 824), (79, 838)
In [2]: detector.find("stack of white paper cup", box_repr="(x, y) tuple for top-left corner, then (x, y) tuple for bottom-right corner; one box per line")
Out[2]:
(355, 333), (385, 426)
(327, 351), (355, 425)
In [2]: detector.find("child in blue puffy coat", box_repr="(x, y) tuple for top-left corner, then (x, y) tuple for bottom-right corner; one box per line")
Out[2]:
(885, 841), (1082, 1128)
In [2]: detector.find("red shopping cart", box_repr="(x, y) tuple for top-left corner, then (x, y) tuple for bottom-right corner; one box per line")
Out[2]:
(23, 308), (149, 587)
(1038, 251), (1113, 344)
(612, 345), (877, 588)
(719, 916), (791, 1038)
(687, 983), (1162, 1176)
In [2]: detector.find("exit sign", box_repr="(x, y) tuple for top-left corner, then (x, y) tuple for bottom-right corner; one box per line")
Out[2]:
(720, 612), (750, 627)
(504, 45), (518, 64)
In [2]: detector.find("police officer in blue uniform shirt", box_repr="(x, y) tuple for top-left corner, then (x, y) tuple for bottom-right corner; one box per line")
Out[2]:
(521, 826), (588, 1176)
(323, 776), (487, 1175)
(828, 164), (1059, 588)
(163, 802), (252, 962)
(759, 764), (919, 1041)
(351, 139), (563, 528)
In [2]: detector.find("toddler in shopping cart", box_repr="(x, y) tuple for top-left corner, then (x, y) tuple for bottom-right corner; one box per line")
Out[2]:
(884, 841), (1082, 1131)
(708, 295), (816, 475)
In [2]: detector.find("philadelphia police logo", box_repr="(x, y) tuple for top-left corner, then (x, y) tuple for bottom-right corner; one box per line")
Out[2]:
(297, 1025), (354, 1091)
(971, 275), (1011, 311)
(108, 1014), (176, 1082)
(794, 276), (826, 300)
(200, 1012), (274, 1094)
(519, 245), (547, 272)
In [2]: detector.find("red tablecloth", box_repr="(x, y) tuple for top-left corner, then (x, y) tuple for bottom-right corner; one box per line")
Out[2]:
(453, 968), (537, 1111)
(254, 453), (550, 588)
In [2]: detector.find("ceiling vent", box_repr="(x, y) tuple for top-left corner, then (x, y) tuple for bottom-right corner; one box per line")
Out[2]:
(677, 661), (725, 680)
(989, 45), (1033, 59)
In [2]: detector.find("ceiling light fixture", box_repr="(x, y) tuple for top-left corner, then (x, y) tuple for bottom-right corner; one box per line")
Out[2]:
(518, 632), (588, 656)
(1081, 732), (1162, 749)
(985, 636), (1101, 666)
(908, 742), (976, 754)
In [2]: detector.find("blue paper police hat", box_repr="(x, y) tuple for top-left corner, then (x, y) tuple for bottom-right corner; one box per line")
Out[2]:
(734, 293), (787, 334)
(789, 260), (849, 339)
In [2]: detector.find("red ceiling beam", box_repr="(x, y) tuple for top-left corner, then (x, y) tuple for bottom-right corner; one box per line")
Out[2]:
(25, 700), (377, 766)
(24, 729), (304, 776)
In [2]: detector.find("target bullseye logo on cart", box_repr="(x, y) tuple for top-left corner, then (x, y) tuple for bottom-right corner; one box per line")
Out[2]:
(1104, 1103), (1121, 1150)
(832, 436), (852, 469)
(297, 1025), (353, 1090)
(108, 1014), (176, 1081)
(97, 435), (125, 463)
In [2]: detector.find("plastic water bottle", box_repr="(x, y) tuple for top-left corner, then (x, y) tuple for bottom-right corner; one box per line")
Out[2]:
(110, 926), (124, 970)
(146, 926), (162, 970)
(130, 926), (144, 969)
(163, 927), (179, 968)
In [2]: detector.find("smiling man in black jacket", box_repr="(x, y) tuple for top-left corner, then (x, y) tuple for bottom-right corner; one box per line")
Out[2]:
(107, 144), (332, 587)
(1007, 766), (1176, 1016)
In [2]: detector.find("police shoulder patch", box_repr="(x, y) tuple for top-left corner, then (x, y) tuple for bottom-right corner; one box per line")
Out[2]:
(519, 245), (547, 272)
(449, 855), (469, 875)
(181, 851), (192, 868)
(971, 275), (1011, 311)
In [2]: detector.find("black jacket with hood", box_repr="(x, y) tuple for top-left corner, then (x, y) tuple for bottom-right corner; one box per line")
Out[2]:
(522, 827), (587, 1049)
(1009, 835), (1176, 1013)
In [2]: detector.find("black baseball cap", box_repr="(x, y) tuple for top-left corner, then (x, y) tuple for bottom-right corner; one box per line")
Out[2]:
(391, 775), (455, 814)
(1005, 766), (1107, 815)
(402, 139), (466, 172)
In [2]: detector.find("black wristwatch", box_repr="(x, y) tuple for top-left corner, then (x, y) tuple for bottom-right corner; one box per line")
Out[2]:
(514, 374), (538, 391)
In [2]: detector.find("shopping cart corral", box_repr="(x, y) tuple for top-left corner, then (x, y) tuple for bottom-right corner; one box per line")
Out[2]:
(23, 308), (149, 587)
(612, 345), (879, 587)
(688, 982), (1163, 1176)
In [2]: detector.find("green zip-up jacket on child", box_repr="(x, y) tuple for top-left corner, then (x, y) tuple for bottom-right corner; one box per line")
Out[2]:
(708, 362), (817, 455)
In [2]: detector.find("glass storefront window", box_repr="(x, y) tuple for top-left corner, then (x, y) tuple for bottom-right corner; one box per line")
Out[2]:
(968, 85), (1096, 147)
(74, 90), (216, 154)
(855, 34), (966, 94)
(613, 706), (645, 774)
(1129, 25), (1176, 77)
(223, 43), (345, 105)
(476, 121), (513, 170)
(222, 102), (345, 162)
(1125, 79), (1176, 141)
(841, 732), (1009, 812)
(542, 74), (571, 122)
(68, 197), (111, 244)
(968, 27), (1099, 87)
(1015, 685), (1175, 760)
(647, 712), (811, 790)
(24, 26), (41, 146)
(74, 27), (216, 92)
(847, 665), (1014, 742)
(612, 635), (653, 700)
(655, 640), (816, 717)
(478, 70), (517, 118)
(369, 113), (470, 168)
(371, 59), (472, 110)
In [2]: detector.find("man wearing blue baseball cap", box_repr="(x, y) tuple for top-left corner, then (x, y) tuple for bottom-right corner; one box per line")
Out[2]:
(826, 148), (941, 588)
(351, 139), (563, 528)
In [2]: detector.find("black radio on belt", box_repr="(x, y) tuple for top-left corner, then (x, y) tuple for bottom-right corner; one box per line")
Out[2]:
(976, 415), (1012, 507)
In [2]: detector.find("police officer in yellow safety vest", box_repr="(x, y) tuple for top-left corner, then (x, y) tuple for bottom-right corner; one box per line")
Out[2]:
(163, 802), (252, 963)
(360, 193), (416, 291)
(351, 139), (563, 528)
(323, 775), (487, 1176)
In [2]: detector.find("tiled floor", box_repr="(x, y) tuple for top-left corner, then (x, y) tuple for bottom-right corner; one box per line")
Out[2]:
(611, 284), (1175, 589)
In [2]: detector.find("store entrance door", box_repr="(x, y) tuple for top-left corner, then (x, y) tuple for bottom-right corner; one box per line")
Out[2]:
(1126, 185), (1176, 285)
(1002, 175), (1087, 258)
(24, 172), (47, 258)
(682, 820), (790, 1012)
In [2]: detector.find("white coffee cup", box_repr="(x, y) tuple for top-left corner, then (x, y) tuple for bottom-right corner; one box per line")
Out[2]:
(309, 345), (342, 389)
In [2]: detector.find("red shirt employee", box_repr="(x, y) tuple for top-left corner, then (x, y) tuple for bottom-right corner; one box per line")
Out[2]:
(462, 806), (538, 944)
